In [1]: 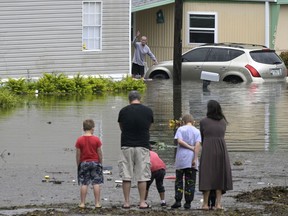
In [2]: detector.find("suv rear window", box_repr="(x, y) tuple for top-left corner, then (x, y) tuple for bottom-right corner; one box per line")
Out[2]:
(250, 50), (283, 64)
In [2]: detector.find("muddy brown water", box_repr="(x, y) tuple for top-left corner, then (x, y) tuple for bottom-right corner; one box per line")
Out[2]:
(0, 80), (288, 215)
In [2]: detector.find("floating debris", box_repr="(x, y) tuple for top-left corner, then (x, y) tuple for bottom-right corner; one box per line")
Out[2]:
(41, 176), (64, 184)
(103, 170), (112, 175)
(233, 161), (243, 166)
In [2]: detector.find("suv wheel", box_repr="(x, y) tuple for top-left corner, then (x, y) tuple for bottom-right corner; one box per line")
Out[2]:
(151, 72), (169, 79)
(223, 76), (243, 84)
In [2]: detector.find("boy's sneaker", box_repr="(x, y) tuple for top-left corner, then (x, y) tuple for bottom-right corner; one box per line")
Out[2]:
(184, 202), (191, 209)
(161, 202), (167, 207)
(171, 202), (181, 209)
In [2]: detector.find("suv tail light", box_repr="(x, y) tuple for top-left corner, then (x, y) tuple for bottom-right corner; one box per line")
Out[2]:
(245, 64), (261, 77)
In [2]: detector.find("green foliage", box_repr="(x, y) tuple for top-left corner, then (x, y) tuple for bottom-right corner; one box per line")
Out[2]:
(36, 73), (58, 93)
(55, 74), (77, 93)
(1, 73), (146, 95)
(0, 73), (147, 110)
(4, 78), (27, 94)
(73, 73), (91, 94)
(0, 88), (21, 109)
(114, 76), (146, 92)
(86, 76), (112, 93)
(280, 51), (288, 68)
(2, 78), (37, 94)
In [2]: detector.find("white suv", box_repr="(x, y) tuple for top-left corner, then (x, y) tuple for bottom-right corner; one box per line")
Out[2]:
(144, 43), (287, 83)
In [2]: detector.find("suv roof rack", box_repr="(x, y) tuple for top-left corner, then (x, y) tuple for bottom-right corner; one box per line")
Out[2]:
(201, 43), (267, 49)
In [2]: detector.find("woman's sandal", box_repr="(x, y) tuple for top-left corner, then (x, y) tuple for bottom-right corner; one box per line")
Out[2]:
(78, 204), (85, 208)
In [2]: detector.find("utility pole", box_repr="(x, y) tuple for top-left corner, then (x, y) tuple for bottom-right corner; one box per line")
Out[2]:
(173, 0), (183, 123)
(173, 0), (183, 86)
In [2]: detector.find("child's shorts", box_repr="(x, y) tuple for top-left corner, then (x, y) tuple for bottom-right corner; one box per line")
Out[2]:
(78, 161), (103, 185)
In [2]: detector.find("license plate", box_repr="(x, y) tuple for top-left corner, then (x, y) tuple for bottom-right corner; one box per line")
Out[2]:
(270, 69), (282, 76)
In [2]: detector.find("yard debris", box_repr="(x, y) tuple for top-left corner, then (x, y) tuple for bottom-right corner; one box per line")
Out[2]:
(41, 175), (64, 184)
(233, 160), (243, 166)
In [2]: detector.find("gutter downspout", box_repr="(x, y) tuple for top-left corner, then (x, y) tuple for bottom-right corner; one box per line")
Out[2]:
(265, 1), (270, 48)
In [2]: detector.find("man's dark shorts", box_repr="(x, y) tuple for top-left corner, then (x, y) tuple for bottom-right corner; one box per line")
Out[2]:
(132, 63), (145, 77)
(78, 161), (103, 185)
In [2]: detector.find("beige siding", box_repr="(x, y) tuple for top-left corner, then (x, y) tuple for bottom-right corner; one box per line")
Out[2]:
(134, 4), (175, 66)
(274, 5), (288, 52)
(183, 2), (265, 48)
(0, 0), (130, 79)
(135, 2), (266, 65)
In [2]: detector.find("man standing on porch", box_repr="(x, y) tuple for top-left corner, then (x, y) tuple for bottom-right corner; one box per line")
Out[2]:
(132, 30), (158, 78)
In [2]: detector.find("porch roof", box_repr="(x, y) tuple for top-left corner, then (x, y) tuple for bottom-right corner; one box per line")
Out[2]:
(132, 0), (280, 12)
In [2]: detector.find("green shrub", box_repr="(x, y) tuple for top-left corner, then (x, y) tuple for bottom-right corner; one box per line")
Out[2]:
(73, 73), (91, 94)
(280, 51), (288, 68)
(55, 74), (76, 93)
(37, 73), (58, 93)
(2, 73), (147, 95)
(4, 78), (27, 94)
(114, 76), (146, 92)
(0, 88), (21, 109)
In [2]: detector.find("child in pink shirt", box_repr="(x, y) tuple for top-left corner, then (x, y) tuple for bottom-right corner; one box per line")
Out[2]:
(145, 149), (167, 207)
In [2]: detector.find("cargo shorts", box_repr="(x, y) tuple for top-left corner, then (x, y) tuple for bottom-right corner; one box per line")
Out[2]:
(118, 147), (151, 181)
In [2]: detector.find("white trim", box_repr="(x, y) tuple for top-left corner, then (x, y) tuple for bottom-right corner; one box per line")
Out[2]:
(129, 0), (133, 76)
(1, 73), (130, 83)
(265, 1), (270, 48)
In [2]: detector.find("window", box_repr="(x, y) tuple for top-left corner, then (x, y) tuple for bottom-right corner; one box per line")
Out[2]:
(250, 50), (283, 64)
(206, 48), (244, 62)
(82, 1), (102, 51)
(188, 13), (217, 44)
(182, 48), (210, 62)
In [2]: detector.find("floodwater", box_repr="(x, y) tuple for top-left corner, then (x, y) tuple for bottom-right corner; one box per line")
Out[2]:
(0, 80), (288, 167)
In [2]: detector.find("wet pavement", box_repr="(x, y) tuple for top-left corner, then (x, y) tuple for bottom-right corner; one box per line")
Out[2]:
(0, 80), (288, 215)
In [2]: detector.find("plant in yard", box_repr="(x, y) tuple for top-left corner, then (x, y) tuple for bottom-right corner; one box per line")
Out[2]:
(86, 76), (112, 94)
(113, 76), (146, 92)
(2, 73), (147, 95)
(55, 73), (77, 93)
(73, 73), (91, 94)
(36, 73), (58, 93)
(4, 78), (28, 94)
(0, 88), (21, 109)
(279, 51), (288, 68)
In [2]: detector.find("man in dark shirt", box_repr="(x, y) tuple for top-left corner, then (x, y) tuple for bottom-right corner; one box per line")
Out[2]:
(118, 90), (154, 209)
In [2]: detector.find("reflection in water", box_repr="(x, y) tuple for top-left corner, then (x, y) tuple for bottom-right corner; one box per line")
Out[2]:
(0, 80), (288, 166)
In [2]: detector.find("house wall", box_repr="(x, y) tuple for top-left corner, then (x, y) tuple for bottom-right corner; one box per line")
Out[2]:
(0, 0), (130, 79)
(134, 1), (267, 66)
(274, 5), (288, 52)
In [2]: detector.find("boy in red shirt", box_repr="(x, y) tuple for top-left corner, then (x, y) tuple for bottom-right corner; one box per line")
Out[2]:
(145, 147), (167, 207)
(75, 119), (103, 208)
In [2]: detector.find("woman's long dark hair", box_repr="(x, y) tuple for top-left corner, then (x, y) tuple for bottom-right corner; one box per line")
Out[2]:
(206, 100), (227, 123)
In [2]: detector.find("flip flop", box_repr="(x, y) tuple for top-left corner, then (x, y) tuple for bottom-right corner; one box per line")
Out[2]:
(95, 205), (102, 209)
(122, 205), (131, 209)
(78, 204), (85, 208)
(139, 204), (151, 209)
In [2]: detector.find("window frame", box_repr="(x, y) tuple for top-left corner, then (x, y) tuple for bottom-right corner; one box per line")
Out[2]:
(187, 12), (218, 45)
(82, 1), (103, 51)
